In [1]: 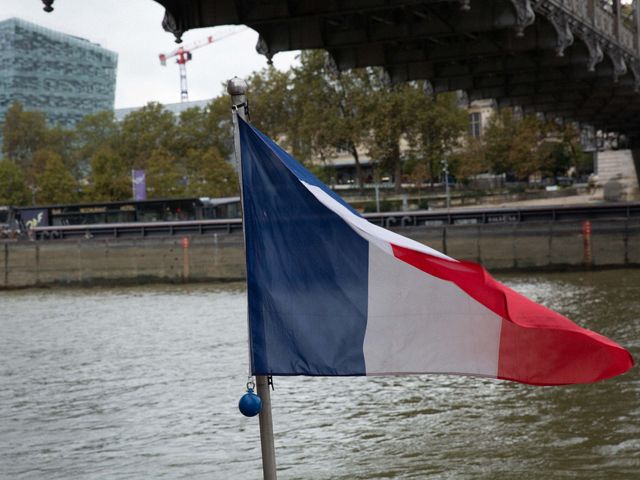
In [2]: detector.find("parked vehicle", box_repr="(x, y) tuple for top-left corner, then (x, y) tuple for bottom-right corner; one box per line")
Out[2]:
(0, 206), (21, 238)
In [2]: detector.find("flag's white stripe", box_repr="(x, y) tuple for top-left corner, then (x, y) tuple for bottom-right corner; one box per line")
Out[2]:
(300, 181), (453, 261)
(299, 181), (502, 376)
(364, 245), (502, 376)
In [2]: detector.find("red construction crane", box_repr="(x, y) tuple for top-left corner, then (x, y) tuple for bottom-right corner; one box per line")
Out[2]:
(159, 29), (245, 102)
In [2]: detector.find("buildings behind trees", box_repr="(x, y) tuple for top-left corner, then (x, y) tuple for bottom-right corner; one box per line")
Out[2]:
(0, 20), (590, 209)
(0, 18), (117, 141)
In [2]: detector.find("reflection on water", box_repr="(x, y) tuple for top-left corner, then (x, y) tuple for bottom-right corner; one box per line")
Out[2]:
(1, 270), (639, 479)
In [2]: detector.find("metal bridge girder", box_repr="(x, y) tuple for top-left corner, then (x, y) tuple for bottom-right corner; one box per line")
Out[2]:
(147, 0), (640, 140)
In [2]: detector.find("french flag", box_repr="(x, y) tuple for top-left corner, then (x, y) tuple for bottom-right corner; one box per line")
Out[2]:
(239, 117), (633, 386)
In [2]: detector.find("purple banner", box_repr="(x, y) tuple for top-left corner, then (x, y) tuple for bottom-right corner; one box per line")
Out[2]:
(132, 169), (147, 201)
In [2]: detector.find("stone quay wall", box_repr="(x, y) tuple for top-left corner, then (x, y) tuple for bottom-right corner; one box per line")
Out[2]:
(2, 219), (639, 289)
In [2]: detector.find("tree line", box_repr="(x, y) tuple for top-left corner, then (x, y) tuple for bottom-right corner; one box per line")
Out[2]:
(0, 50), (588, 206)
(0, 98), (238, 206)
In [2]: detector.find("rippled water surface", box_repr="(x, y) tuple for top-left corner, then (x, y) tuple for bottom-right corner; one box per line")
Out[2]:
(1, 270), (639, 479)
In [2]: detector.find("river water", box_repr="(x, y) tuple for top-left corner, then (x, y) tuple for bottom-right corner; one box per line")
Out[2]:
(1, 270), (639, 479)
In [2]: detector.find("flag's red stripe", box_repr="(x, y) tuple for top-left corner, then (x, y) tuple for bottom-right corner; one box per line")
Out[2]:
(390, 244), (633, 385)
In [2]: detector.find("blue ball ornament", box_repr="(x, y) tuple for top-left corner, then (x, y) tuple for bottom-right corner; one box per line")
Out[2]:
(239, 388), (262, 417)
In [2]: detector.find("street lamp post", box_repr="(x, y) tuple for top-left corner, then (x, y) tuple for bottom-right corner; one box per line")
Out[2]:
(441, 158), (451, 210)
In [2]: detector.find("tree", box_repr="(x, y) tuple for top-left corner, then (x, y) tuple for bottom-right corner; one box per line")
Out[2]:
(88, 147), (131, 201)
(1, 102), (48, 173)
(35, 151), (79, 204)
(145, 149), (184, 198)
(291, 51), (370, 189)
(361, 71), (415, 191)
(184, 148), (238, 197)
(472, 109), (584, 181)
(481, 109), (546, 180)
(509, 115), (546, 179)
(290, 51), (343, 163)
(408, 89), (468, 185)
(118, 103), (176, 170)
(45, 126), (77, 175)
(205, 95), (234, 160)
(0, 159), (30, 205)
(451, 136), (490, 182)
(244, 67), (294, 150)
(74, 111), (120, 176)
(483, 108), (520, 176)
(31, 149), (57, 185)
(172, 107), (211, 160)
(558, 124), (592, 176)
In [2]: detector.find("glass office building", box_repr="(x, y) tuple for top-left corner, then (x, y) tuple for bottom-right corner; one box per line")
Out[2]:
(0, 17), (117, 132)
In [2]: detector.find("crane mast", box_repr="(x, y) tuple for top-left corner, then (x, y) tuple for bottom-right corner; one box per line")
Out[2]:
(159, 35), (214, 102)
(159, 29), (246, 102)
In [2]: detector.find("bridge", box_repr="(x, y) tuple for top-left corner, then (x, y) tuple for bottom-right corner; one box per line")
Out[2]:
(135, 0), (640, 144)
(39, 1), (640, 140)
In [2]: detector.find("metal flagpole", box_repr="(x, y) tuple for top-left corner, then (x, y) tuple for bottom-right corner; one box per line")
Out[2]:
(227, 77), (278, 480)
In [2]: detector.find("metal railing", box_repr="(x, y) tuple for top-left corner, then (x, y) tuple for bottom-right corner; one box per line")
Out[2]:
(31, 218), (243, 240)
(26, 202), (640, 241)
(552, 0), (639, 53)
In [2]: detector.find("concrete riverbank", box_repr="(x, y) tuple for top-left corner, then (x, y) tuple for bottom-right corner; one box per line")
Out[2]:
(2, 218), (639, 289)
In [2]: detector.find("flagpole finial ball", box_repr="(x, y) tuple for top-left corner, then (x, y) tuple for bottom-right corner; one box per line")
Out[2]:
(239, 387), (262, 417)
(227, 77), (247, 96)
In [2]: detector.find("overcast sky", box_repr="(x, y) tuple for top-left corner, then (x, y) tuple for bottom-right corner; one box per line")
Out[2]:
(1, 0), (300, 108)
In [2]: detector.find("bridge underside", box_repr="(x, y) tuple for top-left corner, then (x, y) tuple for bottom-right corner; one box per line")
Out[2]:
(153, 0), (640, 142)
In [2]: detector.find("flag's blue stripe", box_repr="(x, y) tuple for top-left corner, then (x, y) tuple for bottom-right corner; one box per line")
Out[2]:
(240, 118), (362, 217)
(240, 118), (369, 375)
